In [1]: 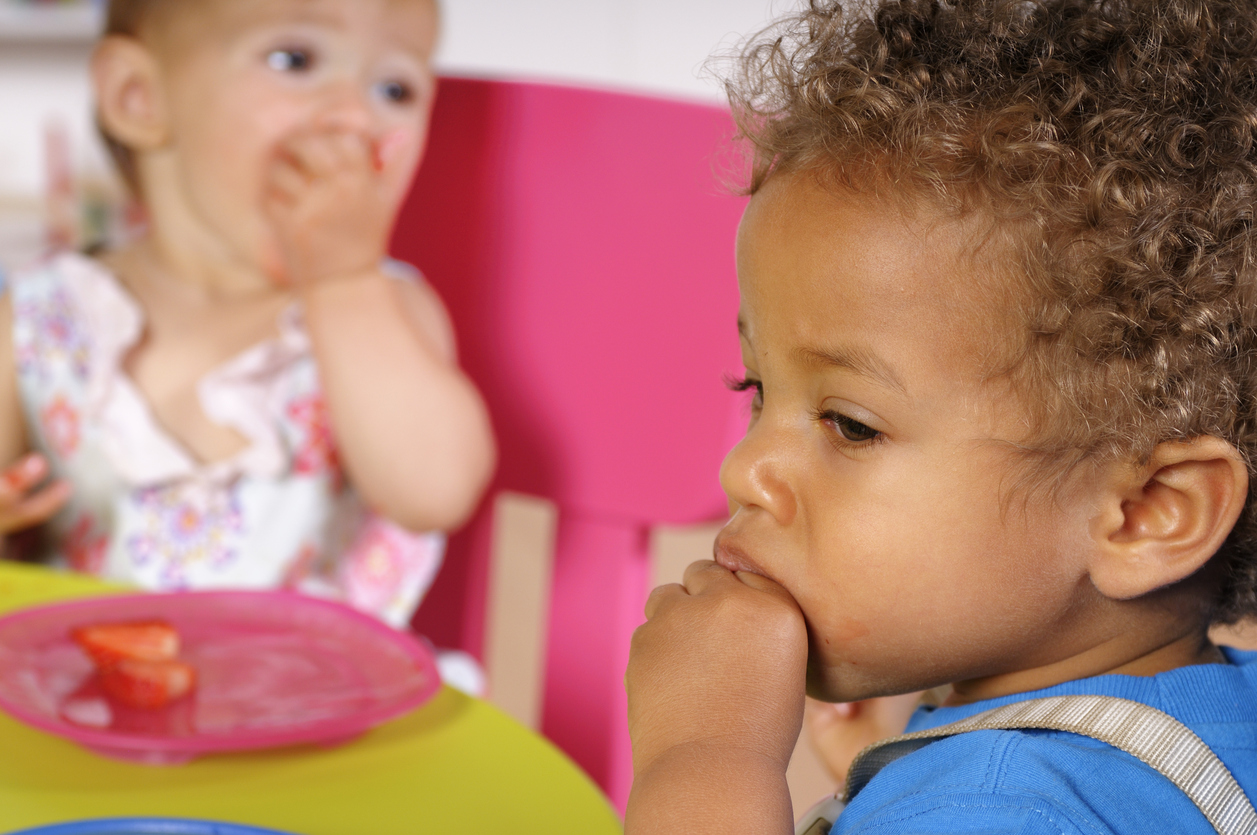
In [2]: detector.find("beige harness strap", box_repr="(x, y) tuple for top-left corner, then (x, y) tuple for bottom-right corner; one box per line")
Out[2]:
(797, 695), (1257, 835)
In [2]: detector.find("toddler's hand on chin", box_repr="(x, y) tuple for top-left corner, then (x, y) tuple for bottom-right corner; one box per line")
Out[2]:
(626, 559), (808, 775)
(260, 126), (402, 287)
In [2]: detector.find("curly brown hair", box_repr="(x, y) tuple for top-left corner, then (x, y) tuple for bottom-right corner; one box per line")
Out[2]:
(727, 0), (1257, 623)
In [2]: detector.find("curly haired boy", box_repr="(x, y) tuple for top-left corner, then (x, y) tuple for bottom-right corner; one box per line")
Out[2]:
(625, 0), (1257, 832)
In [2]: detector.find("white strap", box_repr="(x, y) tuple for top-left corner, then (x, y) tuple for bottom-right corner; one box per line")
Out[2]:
(796, 695), (1257, 835)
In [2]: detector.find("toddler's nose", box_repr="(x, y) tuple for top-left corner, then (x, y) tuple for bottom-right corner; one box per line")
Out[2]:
(719, 426), (798, 525)
(318, 82), (376, 134)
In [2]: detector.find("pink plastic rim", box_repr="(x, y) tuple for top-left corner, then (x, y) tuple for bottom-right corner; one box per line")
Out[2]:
(0, 590), (441, 759)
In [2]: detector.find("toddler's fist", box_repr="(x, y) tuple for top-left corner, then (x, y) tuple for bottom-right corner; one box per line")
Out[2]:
(627, 560), (809, 775)
(261, 126), (411, 286)
(0, 453), (72, 541)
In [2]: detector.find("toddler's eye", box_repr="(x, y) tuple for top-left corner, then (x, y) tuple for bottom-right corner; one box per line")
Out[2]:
(726, 375), (764, 411)
(267, 49), (314, 72)
(815, 408), (882, 445)
(832, 415), (879, 443)
(376, 80), (415, 104)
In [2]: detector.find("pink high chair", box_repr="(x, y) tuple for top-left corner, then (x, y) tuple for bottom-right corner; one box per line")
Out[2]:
(392, 77), (748, 811)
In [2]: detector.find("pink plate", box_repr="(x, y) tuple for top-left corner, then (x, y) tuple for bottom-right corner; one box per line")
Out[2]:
(0, 591), (441, 764)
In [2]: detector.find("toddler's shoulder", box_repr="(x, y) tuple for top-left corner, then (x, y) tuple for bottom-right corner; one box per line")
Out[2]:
(3, 251), (106, 303)
(380, 258), (457, 362)
(3, 253), (63, 294)
(836, 725), (1219, 835)
(836, 662), (1257, 835)
(833, 727), (1124, 835)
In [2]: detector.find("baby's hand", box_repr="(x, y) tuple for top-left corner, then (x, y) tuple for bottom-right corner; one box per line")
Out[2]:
(261, 126), (408, 286)
(627, 560), (809, 776)
(0, 454), (71, 539)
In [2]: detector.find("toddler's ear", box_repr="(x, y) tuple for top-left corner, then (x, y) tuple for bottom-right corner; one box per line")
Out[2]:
(91, 36), (168, 151)
(1089, 437), (1248, 600)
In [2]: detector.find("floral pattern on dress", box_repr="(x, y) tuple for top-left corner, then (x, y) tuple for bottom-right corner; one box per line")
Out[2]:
(124, 486), (244, 587)
(340, 516), (442, 621)
(15, 286), (91, 383)
(64, 514), (108, 574)
(40, 394), (80, 459)
(287, 393), (342, 483)
(342, 519), (408, 615)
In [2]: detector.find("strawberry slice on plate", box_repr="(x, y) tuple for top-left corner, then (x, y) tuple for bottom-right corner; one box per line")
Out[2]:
(71, 620), (180, 667)
(98, 658), (197, 710)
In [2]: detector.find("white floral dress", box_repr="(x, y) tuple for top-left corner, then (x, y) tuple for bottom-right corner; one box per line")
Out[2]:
(5, 252), (444, 628)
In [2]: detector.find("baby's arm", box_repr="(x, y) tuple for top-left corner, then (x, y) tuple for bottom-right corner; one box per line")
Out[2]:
(302, 274), (494, 531)
(625, 560), (807, 835)
(263, 128), (495, 532)
(0, 294), (72, 546)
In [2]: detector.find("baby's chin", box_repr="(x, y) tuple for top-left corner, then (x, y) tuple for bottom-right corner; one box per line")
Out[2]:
(804, 662), (863, 703)
(804, 657), (933, 704)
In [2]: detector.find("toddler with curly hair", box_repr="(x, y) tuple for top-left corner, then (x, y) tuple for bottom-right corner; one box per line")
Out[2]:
(625, 1), (1257, 832)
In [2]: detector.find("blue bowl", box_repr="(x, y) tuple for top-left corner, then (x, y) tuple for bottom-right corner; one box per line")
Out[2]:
(8, 820), (299, 835)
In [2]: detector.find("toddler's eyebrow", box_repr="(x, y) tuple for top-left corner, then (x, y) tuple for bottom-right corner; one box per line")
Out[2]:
(737, 317), (907, 395)
(799, 345), (908, 396)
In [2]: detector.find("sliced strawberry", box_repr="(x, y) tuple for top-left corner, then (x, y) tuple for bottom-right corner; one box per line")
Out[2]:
(71, 620), (180, 667)
(97, 658), (196, 710)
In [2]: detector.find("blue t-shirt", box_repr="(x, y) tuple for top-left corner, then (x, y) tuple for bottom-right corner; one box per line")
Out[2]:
(834, 648), (1257, 834)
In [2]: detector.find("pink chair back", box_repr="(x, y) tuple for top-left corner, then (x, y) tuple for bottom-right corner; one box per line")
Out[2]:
(392, 77), (748, 810)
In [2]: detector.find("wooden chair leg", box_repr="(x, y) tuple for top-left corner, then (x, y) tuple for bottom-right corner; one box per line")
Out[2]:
(649, 521), (724, 590)
(484, 492), (558, 730)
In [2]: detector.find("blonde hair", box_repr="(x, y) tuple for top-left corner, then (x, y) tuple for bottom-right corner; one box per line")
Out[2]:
(104, 0), (162, 35)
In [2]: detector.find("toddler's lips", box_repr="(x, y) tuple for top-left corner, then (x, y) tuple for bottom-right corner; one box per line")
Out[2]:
(713, 535), (766, 578)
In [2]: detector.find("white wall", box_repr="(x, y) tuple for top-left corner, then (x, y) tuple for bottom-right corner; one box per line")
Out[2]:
(0, 42), (100, 200)
(0, 0), (793, 202)
(436, 0), (785, 102)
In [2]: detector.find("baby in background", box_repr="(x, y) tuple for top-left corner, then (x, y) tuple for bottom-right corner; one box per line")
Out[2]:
(626, 0), (1257, 832)
(0, 0), (495, 629)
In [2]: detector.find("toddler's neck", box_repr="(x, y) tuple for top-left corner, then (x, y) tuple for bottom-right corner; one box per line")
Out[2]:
(104, 235), (286, 306)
